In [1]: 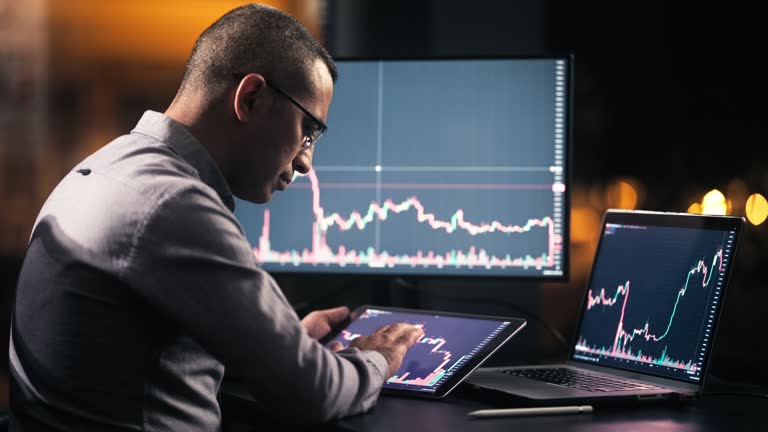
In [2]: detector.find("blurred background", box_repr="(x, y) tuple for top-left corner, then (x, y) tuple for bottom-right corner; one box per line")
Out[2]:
(0, 0), (765, 409)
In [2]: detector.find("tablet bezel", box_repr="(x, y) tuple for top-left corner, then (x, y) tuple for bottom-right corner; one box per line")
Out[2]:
(324, 304), (527, 399)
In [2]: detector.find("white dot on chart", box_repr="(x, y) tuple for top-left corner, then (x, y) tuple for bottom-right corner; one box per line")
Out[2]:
(375, 165), (382, 172)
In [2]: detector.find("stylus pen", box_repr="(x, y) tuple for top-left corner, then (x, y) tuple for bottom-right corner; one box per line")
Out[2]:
(467, 405), (593, 419)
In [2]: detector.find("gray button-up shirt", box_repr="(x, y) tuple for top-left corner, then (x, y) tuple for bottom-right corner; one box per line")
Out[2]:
(9, 110), (388, 431)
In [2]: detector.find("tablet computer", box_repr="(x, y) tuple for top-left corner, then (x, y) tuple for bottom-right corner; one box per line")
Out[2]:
(322, 305), (527, 399)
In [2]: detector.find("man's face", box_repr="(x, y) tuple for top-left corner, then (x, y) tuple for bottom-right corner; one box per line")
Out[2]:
(231, 59), (334, 203)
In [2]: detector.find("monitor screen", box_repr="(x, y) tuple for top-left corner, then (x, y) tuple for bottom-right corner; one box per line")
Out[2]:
(234, 56), (571, 278)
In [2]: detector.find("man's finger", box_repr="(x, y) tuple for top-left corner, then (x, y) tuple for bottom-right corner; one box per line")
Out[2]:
(385, 323), (423, 338)
(382, 322), (413, 334)
(321, 306), (350, 325)
(328, 341), (344, 352)
(402, 328), (425, 347)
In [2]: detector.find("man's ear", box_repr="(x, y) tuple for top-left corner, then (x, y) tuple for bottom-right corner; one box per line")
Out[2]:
(233, 73), (269, 123)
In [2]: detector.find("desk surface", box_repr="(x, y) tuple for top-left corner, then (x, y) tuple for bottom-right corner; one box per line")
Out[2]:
(221, 381), (768, 432)
(334, 393), (766, 432)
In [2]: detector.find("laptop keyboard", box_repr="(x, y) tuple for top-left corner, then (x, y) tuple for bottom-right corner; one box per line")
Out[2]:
(499, 367), (663, 392)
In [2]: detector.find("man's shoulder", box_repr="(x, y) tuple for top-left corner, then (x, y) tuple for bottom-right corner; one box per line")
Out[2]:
(37, 133), (225, 237)
(86, 132), (203, 194)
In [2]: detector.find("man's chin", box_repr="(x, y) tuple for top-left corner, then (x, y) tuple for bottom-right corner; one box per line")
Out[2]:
(234, 189), (272, 204)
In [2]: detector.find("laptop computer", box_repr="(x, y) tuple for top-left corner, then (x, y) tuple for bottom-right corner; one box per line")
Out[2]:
(466, 209), (745, 404)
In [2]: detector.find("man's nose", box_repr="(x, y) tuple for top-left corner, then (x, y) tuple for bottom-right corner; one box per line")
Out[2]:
(292, 150), (313, 175)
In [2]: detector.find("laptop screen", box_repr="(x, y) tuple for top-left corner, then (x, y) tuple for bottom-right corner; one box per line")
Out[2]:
(572, 210), (743, 384)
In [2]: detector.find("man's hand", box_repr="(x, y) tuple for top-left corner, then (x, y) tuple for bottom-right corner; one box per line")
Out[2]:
(301, 306), (350, 345)
(347, 323), (424, 379)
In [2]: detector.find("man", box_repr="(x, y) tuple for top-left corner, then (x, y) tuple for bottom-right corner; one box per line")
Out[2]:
(9, 4), (423, 430)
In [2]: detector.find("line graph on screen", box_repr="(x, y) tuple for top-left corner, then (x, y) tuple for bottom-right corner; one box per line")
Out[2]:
(253, 169), (564, 270)
(575, 246), (725, 372)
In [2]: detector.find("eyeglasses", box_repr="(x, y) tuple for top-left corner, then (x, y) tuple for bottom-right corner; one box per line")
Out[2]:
(232, 73), (327, 150)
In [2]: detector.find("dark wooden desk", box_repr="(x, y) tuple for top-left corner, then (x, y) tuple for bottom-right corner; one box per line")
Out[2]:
(334, 393), (766, 431)
(220, 381), (768, 432)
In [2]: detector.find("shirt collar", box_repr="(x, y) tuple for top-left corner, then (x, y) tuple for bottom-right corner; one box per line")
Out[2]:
(131, 110), (236, 211)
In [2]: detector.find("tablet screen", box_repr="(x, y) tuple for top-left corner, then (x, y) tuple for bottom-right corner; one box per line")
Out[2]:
(325, 306), (527, 398)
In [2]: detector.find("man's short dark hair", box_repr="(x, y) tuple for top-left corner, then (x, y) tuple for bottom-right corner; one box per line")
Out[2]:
(178, 3), (337, 100)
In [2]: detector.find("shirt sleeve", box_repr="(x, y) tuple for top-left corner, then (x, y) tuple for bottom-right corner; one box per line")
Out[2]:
(121, 184), (389, 423)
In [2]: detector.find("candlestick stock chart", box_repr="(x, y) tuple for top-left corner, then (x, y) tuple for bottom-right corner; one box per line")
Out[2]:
(324, 308), (512, 392)
(573, 223), (737, 383)
(234, 58), (570, 277)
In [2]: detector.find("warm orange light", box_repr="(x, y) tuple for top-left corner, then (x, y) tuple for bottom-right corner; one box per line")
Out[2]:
(606, 179), (638, 210)
(49, 0), (304, 65)
(571, 207), (602, 244)
(687, 202), (702, 214)
(701, 189), (727, 215)
(745, 193), (768, 226)
(727, 178), (748, 215)
(588, 184), (605, 210)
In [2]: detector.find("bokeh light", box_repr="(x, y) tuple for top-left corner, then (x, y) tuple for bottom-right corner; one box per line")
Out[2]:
(701, 189), (727, 215)
(571, 206), (601, 244)
(606, 179), (639, 210)
(687, 202), (702, 214)
(745, 193), (768, 225)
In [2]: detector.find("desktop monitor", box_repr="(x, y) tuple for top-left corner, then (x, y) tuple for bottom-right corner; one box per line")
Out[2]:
(234, 56), (572, 280)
